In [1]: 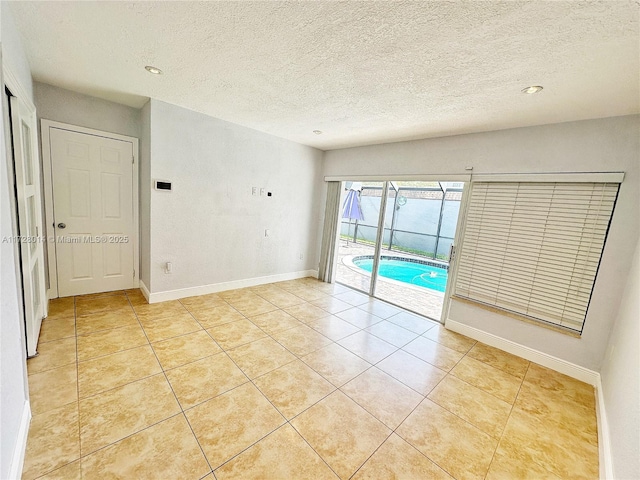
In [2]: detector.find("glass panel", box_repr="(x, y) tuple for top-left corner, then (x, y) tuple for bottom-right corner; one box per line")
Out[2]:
(374, 182), (464, 321)
(336, 182), (384, 294)
(22, 121), (33, 186)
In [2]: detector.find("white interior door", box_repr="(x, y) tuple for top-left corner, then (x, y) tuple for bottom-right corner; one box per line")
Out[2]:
(50, 127), (135, 297)
(10, 96), (47, 357)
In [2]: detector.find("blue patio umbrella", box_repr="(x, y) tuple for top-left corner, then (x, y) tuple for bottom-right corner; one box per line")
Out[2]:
(342, 183), (364, 244)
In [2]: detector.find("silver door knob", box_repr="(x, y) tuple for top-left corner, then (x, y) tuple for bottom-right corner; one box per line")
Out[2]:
(57, 223), (66, 229)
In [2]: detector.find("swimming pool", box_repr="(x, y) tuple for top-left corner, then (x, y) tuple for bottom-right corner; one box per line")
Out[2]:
(353, 256), (449, 292)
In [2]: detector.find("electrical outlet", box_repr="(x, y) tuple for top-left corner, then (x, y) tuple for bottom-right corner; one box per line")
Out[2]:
(252, 187), (257, 196)
(299, 253), (304, 260)
(165, 262), (172, 274)
(260, 188), (266, 196)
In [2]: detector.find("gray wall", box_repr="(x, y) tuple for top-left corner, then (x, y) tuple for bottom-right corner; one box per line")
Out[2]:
(325, 115), (640, 372)
(145, 99), (324, 294)
(0, 4), (31, 477)
(600, 236), (640, 479)
(139, 101), (151, 288)
(33, 82), (140, 139)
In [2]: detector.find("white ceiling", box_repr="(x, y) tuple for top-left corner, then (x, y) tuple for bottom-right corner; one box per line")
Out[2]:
(8, 1), (640, 150)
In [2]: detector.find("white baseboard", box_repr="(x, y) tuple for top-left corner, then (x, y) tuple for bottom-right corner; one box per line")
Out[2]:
(139, 280), (151, 302)
(445, 319), (600, 385)
(595, 376), (614, 479)
(143, 270), (319, 304)
(8, 401), (31, 480)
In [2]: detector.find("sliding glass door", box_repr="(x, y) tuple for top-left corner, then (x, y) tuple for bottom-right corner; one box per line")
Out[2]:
(335, 180), (464, 321)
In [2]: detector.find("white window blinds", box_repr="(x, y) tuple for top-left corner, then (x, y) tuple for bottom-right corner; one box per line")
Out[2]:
(454, 181), (619, 333)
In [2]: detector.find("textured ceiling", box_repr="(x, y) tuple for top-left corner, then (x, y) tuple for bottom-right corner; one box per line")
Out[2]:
(8, 1), (640, 150)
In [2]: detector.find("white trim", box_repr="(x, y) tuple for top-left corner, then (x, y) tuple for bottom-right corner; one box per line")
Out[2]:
(40, 120), (140, 298)
(3, 64), (35, 112)
(324, 174), (471, 182)
(471, 172), (625, 183)
(145, 270), (319, 304)
(595, 376), (615, 480)
(8, 401), (31, 480)
(139, 279), (151, 303)
(445, 319), (600, 385)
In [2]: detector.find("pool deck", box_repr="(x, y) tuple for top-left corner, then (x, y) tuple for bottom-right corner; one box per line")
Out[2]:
(336, 240), (445, 321)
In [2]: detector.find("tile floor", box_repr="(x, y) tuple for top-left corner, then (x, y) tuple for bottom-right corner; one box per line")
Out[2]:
(23, 277), (598, 479)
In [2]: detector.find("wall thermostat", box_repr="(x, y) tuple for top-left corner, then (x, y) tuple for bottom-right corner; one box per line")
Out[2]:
(154, 180), (172, 191)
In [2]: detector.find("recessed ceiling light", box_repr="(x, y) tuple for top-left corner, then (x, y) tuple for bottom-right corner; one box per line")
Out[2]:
(145, 66), (163, 75)
(313, 130), (323, 135)
(522, 85), (543, 94)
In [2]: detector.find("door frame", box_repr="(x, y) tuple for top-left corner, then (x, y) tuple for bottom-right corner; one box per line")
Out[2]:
(41, 120), (140, 299)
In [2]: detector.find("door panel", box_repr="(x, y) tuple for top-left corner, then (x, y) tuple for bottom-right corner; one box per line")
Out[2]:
(10, 96), (47, 356)
(50, 128), (134, 296)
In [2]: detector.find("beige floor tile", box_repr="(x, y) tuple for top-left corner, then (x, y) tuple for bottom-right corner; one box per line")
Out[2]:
(138, 312), (202, 342)
(229, 297), (279, 317)
(341, 367), (423, 429)
(125, 290), (147, 306)
(353, 433), (453, 480)
(284, 303), (333, 323)
(497, 406), (598, 479)
(152, 330), (221, 370)
(23, 403), (80, 480)
(310, 296), (353, 314)
(215, 424), (338, 480)
(227, 337), (297, 379)
(272, 324), (333, 356)
(485, 450), (562, 480)
(387, 311), (437, 334)
(78, 345), (161, 398)
(133, 300), (188, 320)
(207, 319), (267, 349)
(428, 375), (512, 438)
(218, 288), (257, 302)
(185, 382), (285, 469)
(75, 295), (131, 316)
(47, 297), (75, 318)
(39, 316), (76, 343)
(423, 324), (477, 353)
(357, 300), (402, 319)
(77, 324), (148, 361)
(37, 460), (81, 480)
(287, 287), (330, 302)
(315, 282), (350, 295)
(179, 292), (227, 310)
(28, 363), (78, 415)
(333, 290), (371, 306)
(254, 360), (335, 419)
(27, 337), (76, 374)
(76, 290), (126, 300)
(79, 373), (180, 455)
(256, 290), (307, 308)
(306, 315), (360, 340)
(165, 353), (248, 409)
(191, 304), (245, 328)
(402, 336), (463, 371)
(291, 390), (391, 479)
(376, 349), (446, 396)
(335, 307), (384, 329)
(365, 320), (418, 347)
(396, 399), (498, 480)
(524, 362), (595, 409)
(302, 343), (372, 387)
(338, 331), (397, 364)
(451, 356), (523, 404)
(76, 309), (139, 335)
(514, 379), (597, 437)
(80, 414), (210, 480)
(467, 343), (530, 379)
(248, 309), (303, 335)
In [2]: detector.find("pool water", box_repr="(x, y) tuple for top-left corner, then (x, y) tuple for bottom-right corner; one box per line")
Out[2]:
(354, 258), (448, 292)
